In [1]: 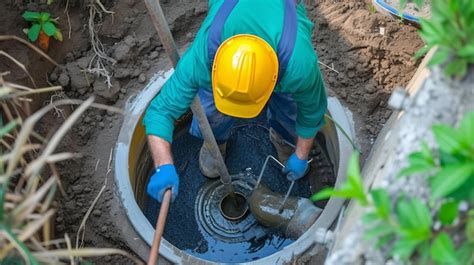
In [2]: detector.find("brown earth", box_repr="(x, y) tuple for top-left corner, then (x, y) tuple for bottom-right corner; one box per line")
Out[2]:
(309, 0), (423, 155)
(1, 0), (423, 263)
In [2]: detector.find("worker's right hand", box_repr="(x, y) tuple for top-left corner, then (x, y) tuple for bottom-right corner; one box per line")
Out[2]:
(283, 153), (308, 181)
(147, 164), (179, 203)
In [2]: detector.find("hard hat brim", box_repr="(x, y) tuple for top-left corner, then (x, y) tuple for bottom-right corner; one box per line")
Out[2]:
(214, 89), (270, 119)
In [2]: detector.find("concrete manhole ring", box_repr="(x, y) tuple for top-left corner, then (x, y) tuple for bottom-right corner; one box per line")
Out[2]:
(114, 71), (355, 263)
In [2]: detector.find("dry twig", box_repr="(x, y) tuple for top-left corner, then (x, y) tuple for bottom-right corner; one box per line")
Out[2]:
(0, 51), (37, 88)
(318, 60), (340, 74)
(0, 35), (60, 67)
(75, 148), (113, 249)
(0, 36), (134, 265)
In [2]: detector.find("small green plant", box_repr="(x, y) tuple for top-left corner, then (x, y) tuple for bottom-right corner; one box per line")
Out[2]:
(399, 112), (474, 202)
(22, 11), (63, 51)
(312, 111), (474, 264)
(367, 3), (377, 14)
(402, 0), (474, 78)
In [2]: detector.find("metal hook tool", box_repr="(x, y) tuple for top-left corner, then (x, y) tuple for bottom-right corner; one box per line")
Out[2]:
(255, 155), (313, 214)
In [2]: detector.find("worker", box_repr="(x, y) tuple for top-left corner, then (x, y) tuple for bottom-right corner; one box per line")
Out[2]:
(144, 0), (327, 203)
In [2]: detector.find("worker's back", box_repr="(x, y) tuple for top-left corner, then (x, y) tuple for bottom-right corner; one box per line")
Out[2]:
(143, 0), (327, 143)
(191, 0), (318, 92)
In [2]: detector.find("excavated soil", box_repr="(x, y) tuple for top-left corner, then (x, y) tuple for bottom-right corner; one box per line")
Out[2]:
(1, 0), (423, 263)
(309, 0), (423, 154)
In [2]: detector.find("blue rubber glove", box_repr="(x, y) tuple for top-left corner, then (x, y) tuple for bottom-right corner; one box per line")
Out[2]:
(146, 164), (179, 203)
(283, 153), (308, 181)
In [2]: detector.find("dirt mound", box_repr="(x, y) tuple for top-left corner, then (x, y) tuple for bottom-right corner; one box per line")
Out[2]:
(308, 1), (423, 154)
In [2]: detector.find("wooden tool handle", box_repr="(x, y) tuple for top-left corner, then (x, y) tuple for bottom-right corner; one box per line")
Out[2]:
(147, 189), (172, 265)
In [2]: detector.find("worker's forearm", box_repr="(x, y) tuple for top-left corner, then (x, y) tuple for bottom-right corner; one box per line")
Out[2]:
(148, 135), (174, 168)
(295, 136), (314, 160)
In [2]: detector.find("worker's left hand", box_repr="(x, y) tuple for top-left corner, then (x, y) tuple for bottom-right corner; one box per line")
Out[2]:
(283, 153), (308, 181)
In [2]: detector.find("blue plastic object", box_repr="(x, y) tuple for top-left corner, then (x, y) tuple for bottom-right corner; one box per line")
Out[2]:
(374, 0), (420, 23)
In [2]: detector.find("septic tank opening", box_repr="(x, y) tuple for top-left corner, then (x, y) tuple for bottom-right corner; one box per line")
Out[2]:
(115, 73), (354, 264)
(219, 192), (248, 221)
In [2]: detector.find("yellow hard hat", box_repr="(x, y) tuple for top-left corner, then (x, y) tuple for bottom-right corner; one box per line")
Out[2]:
(212, 34), (279, 118)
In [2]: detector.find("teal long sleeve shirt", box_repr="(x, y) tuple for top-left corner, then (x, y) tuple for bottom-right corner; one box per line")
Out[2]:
(143, 0), (327, 143)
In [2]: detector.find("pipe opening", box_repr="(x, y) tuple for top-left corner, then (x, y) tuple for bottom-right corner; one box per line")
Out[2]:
(219, 192), (248, 221)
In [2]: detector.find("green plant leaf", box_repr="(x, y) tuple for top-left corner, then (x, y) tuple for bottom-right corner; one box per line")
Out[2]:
(438, 200), (459, 225)
(367, 3), (377, 14)
(430, 0), (454, 22)
(47, 0), (54, 5)
(42, 21), (57, 37)
(409, 151), (430, 166)
(458, 111), (474, 149)
(415, 0), (474, 80)
(430, 232), (457, 264)
(1, 225), (39, 265)
(365, 223), (395, 239)
(467, 216), (474, 242)
(398, 0), (407, 10)
(396, 198), (431, 240)
(22, 11), (40, 22)
(376, 234), (394, 248)
(330, 187), (366, 201)
(27, 24), (41, 42)
(430, 164), (473, 199)
(432, 124), (462, 154)
(398, 144), (436, 177)
(458, 45), (474, 58)
(414, 0), (425, 9)
(439, 150), (462, 167)
(310, 186), (364, 202)
(414, 46), (430, 60)
(391, 238), (420, 260)
(310, 187), (334, 202)
(456, 242), (474, 265)
(428, 49), (450, 67)
(419, 20), (443, 44)
(448, 175), (474, 203)
(416, 241), (431, 265)
(311, 152), (368, 205)
(444, 59), (468, 78)
(420, 142), (435, 163)
(398, 164), (433, 177)
(371, 189), (391, 219)
(346, 152), (368, 205)
(39, 12), (51, 24)
(53, 30), (63, 41)
(362, 212), (379, 224)
(396, 198), (415, 228)
(400, 198), (432, 229)
(0, 120), (19, 139)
